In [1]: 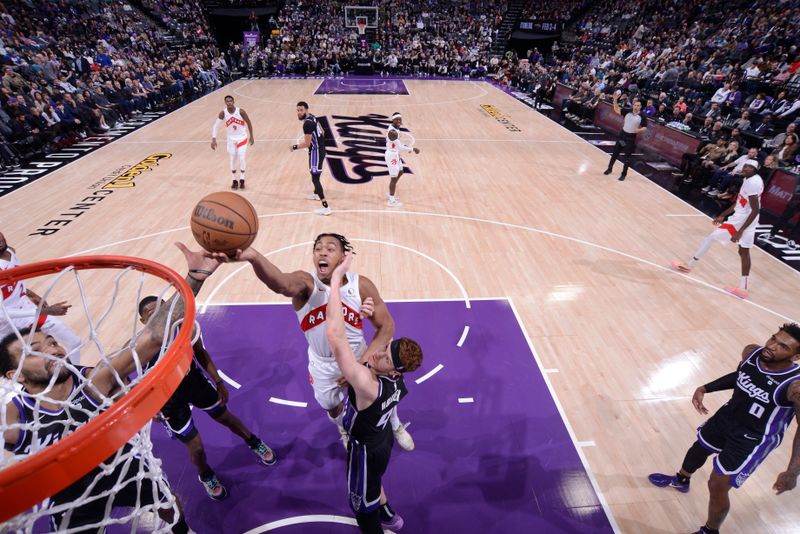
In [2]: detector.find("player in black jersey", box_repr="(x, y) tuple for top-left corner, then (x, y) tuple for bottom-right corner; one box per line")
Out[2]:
(138, 296), (276, 501)
(648, 323), (800, 534)
(291, 101), (332, 216)
(326, 252), (423, 533)
(0, 242), (221, 533)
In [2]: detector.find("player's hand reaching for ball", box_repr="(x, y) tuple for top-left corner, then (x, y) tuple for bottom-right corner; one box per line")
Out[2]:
(207, 247), (257, 263)
(691, 386), (708, 415)
(176, 242), (221, 280)
(773, 471), (798, 495)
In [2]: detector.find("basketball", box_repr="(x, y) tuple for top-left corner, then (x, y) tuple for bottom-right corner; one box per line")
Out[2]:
(190, 192), (258, 254)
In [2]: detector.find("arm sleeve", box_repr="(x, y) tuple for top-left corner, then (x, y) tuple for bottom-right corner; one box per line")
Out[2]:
(212, 117), (222, 138)
(703, 371), (738, 393)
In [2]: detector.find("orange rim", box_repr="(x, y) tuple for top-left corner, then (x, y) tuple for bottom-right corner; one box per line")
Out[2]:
(0, 256), (195, 523)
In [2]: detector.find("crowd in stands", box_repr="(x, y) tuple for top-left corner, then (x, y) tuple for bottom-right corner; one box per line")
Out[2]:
(497, 0), (800, 193)
(229, 0), (506, 78)
(521, 0), (588, 22)
(0, 0), (228, 172)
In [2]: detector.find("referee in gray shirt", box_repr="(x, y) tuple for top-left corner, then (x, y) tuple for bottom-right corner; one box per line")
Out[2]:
(604, 91), (648, 181)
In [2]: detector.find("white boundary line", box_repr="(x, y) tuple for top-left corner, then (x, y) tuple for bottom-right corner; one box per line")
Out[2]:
(68, 209), (797, 322)
(489, 82), (800, 281)
(268, 397), (308, 408)
(456, 325), (470, 347)
(198, 296), (507, 307)
(217, 370), (241, 390)
(242, 514), (358, 533)
(415, 363), (444, 384)
(507, 297), (621, 533)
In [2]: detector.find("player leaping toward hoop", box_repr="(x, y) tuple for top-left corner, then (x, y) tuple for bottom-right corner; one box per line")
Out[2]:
(385, 112), (420, 207)
(211, 95), (254, 190)
(211, 233), (416, 452)
(326, 251), (423, 533)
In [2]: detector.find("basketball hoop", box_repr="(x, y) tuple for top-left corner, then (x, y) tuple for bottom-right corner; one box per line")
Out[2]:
(0, 255), (195, 528)
(356, 16), (367, 36)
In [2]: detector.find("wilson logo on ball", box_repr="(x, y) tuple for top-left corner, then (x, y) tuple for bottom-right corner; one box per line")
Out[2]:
(194, 206), (235, 230)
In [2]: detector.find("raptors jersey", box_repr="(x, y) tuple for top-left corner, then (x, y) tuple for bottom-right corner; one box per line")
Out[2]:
(296, 271), (366, 362)
(223, 107), (247, 141)
(343, 373), (407, 447)
(723, 346), (800, 437)
(385, 125), (411, 153)
(0, 250), (27, 307)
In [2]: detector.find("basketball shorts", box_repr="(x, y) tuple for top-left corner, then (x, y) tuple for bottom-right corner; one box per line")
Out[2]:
(308, 343), (366, 410)
(50, 452), (172, 531)
(309, 148), (326, 174)
(697, 409), (783, 488)
(347, 437), (392, 514)
(159, 366), (226, 442)
(710, 215), (757, 249)
(227, 137), (248, 156)
(384, 151), (401, 178)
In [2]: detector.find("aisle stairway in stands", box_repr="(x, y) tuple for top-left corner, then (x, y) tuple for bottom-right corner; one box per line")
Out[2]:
(491, 0), (525, 56)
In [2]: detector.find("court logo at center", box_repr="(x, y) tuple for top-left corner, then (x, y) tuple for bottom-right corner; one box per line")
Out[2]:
(318, 114), (414, 184)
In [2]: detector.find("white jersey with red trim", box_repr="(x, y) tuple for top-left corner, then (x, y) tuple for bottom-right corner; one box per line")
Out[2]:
(223, 107), (247, 141)
(385, 125), (412, 154)
(0, 250), (29, 309)
(296, 271), (366, 362)
(731, 174), (764, 222)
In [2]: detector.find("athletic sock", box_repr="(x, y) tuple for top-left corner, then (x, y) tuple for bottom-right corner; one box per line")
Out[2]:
(245, 433), (261, 448)
(321, 200), (329, 209)
(199, 467), (215, 481)
(700, 526), (720, 534)
(739, 275), (748, 291)
(676, 472), (690, 485)
(687, 257), (698, 268)
(379, 502), (395, 521)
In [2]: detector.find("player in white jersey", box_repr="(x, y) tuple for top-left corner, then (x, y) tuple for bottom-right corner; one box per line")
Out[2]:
(671, 160), (764, 299)
(385, 112), (420, 207)
(211, 95), (254, 191)
(211, 233), (415, 451)
(0, 232), (81, 363)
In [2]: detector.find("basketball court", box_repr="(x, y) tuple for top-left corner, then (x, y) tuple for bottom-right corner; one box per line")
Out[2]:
(2, 78), (799, 533)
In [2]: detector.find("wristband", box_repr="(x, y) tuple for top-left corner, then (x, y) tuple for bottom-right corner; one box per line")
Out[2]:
(190, 269), (213, 276)
(292, 144), (298, 151)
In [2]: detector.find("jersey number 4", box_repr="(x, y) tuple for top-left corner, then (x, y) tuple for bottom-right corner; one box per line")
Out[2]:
(749, 402), (765, 419)
(376, 411), (392, 430)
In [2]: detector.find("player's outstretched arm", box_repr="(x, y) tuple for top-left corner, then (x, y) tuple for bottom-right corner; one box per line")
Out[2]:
(327, 253), (378, 406)
(88, 243), (220, 397)
(773, 380), (800, 495)
(211, 247), (313, 299)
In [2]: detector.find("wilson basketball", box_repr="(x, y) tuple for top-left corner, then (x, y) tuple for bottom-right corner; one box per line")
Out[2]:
(190, 192), (258, 254)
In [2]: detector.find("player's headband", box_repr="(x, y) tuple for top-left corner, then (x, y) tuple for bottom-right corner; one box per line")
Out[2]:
(390, 339), (405, 372)
(391, 113), (402, 120)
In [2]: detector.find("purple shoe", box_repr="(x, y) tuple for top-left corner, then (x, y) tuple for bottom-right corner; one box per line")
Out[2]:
(648, 472), (689, 493)
(381, 513), (404, 531)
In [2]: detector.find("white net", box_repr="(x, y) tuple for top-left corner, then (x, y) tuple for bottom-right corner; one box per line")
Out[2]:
(0, 260), (193, 533)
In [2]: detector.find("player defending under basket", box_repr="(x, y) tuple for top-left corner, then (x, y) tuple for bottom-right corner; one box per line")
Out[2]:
(0, 242), (220, 533)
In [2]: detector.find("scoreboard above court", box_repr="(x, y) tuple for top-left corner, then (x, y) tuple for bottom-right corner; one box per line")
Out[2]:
(516, 20), (563, 35)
